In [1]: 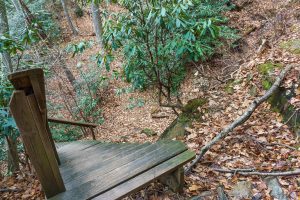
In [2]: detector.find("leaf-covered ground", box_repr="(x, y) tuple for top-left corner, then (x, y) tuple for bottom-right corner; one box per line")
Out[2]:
(1, 0), (300, 199)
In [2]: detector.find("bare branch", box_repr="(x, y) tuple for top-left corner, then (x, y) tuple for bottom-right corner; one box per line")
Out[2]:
(184, 64), (293, 174)
(212, 168), (300, 176)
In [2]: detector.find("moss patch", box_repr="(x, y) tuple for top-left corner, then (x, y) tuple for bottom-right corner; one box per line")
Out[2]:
(258, 62), (283, 90)
(262, 79), (272, 90)
(258, 62), (283, 75)
(224, 79), (242, 94)
(225, 80), (235, 94)
(280, 39), (300, 55)
(141, 128), (157, 137)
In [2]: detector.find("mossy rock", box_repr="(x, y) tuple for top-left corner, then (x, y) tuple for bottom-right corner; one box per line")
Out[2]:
(268, 87), (300, 132)
(141, 128), (157, 137)
(159, 118), (191, 140)
(280, 39), (300, 55)
(160, 98), (207, 140)
(182, 98), (207, 114)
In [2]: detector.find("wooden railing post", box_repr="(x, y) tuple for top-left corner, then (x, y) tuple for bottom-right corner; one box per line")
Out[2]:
(8, 68), (61, 165)
(9, 90), (65, 198)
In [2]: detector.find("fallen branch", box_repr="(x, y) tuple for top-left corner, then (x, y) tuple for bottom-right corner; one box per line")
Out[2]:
(0, 188), (22, 192)
(212, 168), (300, 176)
(184, 64), (293, 174)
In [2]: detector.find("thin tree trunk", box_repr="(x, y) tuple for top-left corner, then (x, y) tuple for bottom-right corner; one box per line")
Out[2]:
(0, 0), (13, 73)
(62, 64), (76, 88)
(5, 134), (20, 173)
(60, 0), (78, 35)
(18, 0), (48, 40)
(91, 1), (103, 49)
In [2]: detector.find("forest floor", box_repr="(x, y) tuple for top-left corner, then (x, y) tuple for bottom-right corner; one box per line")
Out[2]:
(1, 0), (300, 199)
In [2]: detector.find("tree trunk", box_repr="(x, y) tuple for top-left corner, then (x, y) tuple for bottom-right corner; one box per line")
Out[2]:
(0, 0), (13, 73)
(91, 1), (103, 49)
(62, 63), (76, 88)
(60, 0), (78, 35)
(18, 0), (48, 40)
(6, 135), (20, 173)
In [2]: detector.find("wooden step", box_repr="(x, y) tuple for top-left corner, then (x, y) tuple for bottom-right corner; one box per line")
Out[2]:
(94, 150), (195, 200)
(50, 140), (191, 200)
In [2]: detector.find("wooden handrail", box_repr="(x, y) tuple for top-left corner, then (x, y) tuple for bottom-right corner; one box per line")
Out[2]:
(48, 117), (98, 128)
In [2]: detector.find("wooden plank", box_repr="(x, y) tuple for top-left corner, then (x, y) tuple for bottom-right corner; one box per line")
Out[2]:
(60, 141), (169, 180)
(9, 91), (65, 198)
(60, 143), (145, 169)
(93, 150), (195, 200)
(58, 142), (125, 164)
(60, 143), (150, 178)
(51, 141), (187, 199)
(57, 140), (102, 154)
(59, 143), (134, 168)
(48, 117), (98, 128)
(55, 142), (72, 149)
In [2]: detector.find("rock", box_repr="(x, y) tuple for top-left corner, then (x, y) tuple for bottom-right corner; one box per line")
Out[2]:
(229, 181), (252, 199)
(159, 117), (190, 139)
(159, 98), (207, 140)
(268, 85), (300, 134)
(217, 185), (229, 200)
(141, 128), (157, 137)
(264, 176), (288, 200)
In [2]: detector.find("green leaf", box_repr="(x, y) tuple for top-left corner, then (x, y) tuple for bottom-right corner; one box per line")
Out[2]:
(176, 19), (181, 27)
(161, 7), (166, 17)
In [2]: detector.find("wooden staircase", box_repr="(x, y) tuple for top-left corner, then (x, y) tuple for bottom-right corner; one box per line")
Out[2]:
(8, 68), (195, 199)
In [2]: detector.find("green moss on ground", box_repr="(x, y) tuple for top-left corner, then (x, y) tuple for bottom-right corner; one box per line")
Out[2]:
(258, 62), (283, 75)
(224, 79), (242, 94)
(258, 62), (283, 90)
(280, 39), (300, 55)
(141, 128), (157, 137)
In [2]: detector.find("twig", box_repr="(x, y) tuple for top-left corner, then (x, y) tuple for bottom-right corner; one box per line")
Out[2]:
(267, 142), (297, 150)
(151, 115), (169, 119)
(212, 168), (300, 176)
(256, 39), (268, 55)
(184, 64), (293, 174)
(0, 188), (22, 192)
(246, 134), (297, 151)
(275, 110), (298, 132)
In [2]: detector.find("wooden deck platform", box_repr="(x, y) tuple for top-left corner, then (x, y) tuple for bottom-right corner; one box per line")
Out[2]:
(50, 140), (195, 200)
(8, 68), (196, 200)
